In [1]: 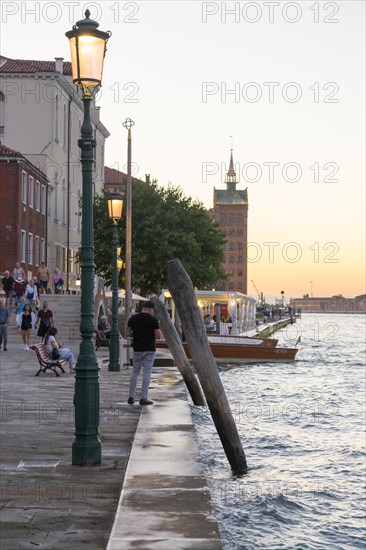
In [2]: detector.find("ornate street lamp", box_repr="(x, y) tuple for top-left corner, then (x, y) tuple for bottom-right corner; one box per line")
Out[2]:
(66, 11), (111, 466)
(107, 191), (124, 372)
(117, 258), (125, 271)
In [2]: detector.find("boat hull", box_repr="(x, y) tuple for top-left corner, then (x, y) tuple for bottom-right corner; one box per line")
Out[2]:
(156, 341), (298, 363)
(207, 335), (278, 348)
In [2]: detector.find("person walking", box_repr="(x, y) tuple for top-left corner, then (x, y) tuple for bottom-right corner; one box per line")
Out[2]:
(12, 261), (25, 282)
(44, 327), (76, 373)
(52, 269), (64, 294)
(0, 300), (11, 351)
(1, 270), (14, 310)
(126, 300), (162, 406)
(20, 303), (36, 350)
(13, 277), (26, 307)
(37, 261), (50, 294)
(35, 301), (54, 339)
(25, 278), (38, 308)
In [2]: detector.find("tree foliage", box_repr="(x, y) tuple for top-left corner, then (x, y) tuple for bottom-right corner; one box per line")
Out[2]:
(93, 180), (226, 296)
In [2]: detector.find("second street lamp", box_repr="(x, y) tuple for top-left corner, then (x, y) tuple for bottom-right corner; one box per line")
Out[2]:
(66, 10), (111, 466)
(107, 191), (124, 371)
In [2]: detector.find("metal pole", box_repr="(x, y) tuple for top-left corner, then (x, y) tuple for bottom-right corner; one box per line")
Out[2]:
(123, 118), (134, 367)
(108, 222), (120, 371)
(72, 95), (101, 466)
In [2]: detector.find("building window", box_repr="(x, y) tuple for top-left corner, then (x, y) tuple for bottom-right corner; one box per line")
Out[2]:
(237, 282), (243, 289)
(41, 238), (45, 262)
(229, 216), (235, 224)
(228, 230), (235, 236)
(236, 230), (243, 236)
(28, 233), (33, 264)
(21, 171), (27, 203)
(237, 242), (243, 250)
(221, 214), (227, 224)
(229, 255), (235, 263)
(35, 236), (40, 265)
(229, 242), (235, 251)
(41, 184), (46, 214)
(55, 94), (59, 141)
(237, 256), (243, 263)
(36, 180), (41, 211)
(0, 91), (5, 135)
(236, 216), (243, 225)
(21, 230), (26, 262)
(237, 269), (243, 276)
(62, 178), (66, 224)
(29, 176), (34, 208)
(229, 282), (235, 290)
(54, 176), (58, 221)
(63, 103), (67, 147)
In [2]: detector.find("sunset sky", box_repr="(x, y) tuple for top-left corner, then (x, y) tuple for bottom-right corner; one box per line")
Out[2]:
(1, 1), (365, 300)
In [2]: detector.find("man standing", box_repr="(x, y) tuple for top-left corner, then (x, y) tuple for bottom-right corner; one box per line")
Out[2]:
(37, 262), (50, 294)
(1, 271), (14, 309)
(0, 300), (11, 351)
(126, 300), (162, 406)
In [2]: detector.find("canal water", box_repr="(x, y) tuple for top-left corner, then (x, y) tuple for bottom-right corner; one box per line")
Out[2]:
(191, 313), (366, 550)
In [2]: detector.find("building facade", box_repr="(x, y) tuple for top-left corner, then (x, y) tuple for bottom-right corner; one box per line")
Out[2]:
(0, 56), (110, 288)
(290, 295), (366, 313)
(209, 151), (248, 294)
(0, 144), (48, 277)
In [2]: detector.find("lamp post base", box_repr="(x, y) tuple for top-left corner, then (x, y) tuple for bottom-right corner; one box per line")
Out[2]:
(108, 333), (120, 371)
(72, 440), (101, 466)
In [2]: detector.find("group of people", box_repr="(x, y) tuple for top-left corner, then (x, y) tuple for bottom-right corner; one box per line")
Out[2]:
(0, 296), (75, 373)
(1, 262), (65, 312)
(2, 265), (162, 398)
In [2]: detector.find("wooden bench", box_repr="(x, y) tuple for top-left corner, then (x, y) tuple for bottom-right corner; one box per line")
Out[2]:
(31, 343), (68, 376)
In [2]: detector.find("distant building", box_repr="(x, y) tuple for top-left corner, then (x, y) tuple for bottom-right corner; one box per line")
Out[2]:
(209, 151), (248, 293)
(0, 144), (48, 276)
(0, 55), (110, 288)
(290, 295), (366, 313)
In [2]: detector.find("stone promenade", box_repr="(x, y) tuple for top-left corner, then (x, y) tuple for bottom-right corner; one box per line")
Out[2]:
(0, 329), (222, 549)
(0, 330), (141, 549)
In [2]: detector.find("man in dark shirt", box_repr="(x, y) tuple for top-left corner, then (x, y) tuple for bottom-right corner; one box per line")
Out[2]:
(126, 300), (162, 405)
(2, 271), (14, 310)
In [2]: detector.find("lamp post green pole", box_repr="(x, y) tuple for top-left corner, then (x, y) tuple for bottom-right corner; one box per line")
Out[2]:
(66, 10), (111, 466)
(108, 222), (120, 371)
(72, 95), (101, 465)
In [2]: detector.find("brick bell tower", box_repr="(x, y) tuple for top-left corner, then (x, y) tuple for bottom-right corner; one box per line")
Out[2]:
(211, 150), (248, 293)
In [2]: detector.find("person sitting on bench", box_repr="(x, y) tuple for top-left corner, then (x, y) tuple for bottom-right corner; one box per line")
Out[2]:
(44, 327), (76, 374)
(98, 316), (111, 339)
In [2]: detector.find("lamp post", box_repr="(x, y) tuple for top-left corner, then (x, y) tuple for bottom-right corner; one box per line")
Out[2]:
(66, 11), (111, 466)
(107, 191), (124, 372)
(122, 117), (134, 367)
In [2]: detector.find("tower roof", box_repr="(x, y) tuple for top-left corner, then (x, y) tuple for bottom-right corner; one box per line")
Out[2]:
(225, 149), (238, 186)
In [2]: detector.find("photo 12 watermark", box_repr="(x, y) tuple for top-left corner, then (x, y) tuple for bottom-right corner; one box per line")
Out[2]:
(1, 1), (140, 24)
(201, 2), (340, 24)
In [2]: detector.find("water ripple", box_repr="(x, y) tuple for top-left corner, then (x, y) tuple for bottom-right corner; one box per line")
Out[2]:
(191, 314), (366, 549)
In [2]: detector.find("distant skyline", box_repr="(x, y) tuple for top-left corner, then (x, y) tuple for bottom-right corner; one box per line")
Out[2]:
(1, 1), (365, 298)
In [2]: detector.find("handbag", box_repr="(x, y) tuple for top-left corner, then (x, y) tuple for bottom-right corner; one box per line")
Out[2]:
(52, 348), (60, 360)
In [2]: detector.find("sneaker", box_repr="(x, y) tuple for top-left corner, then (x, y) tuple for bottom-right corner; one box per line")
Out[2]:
(3, 347), (7, 351)
(24, 346), (29, 351)
(127, 397), (134, 404)
(139, 399), (153, 406)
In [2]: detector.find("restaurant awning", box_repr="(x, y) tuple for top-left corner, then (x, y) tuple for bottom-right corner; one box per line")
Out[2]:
(104, 289), (148, 301)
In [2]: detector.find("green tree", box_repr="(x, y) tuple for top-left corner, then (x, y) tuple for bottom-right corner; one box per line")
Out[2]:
(93, 179), (226, 295)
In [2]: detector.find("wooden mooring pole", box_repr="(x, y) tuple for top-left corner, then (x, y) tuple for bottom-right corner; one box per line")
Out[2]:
(167, 259), (248, 474)
(151, 296), (206, 406)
